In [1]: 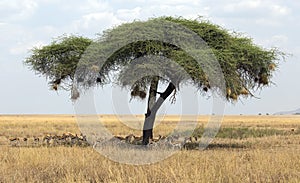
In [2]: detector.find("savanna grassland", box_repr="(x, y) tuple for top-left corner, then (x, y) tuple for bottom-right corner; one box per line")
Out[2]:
(0, 115), (300, 183)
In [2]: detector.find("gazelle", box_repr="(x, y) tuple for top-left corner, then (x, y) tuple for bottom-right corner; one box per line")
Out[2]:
(9, 137), (20, 146)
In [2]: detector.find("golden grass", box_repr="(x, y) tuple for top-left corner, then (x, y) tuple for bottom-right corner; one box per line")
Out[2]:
(1, 146), (300, 183)
(0, 115), (300, 182)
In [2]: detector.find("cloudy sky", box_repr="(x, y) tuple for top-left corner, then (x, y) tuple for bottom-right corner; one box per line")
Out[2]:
(0, 0), (299, 115)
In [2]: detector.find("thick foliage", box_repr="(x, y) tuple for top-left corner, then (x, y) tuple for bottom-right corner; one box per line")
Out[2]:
(25, 36), (92, 91)
(164, 17), (281, 100)
(25, 17), (283, 101)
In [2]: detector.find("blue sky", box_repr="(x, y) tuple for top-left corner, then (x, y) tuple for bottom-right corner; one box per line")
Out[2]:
(0, 0), (299, 115)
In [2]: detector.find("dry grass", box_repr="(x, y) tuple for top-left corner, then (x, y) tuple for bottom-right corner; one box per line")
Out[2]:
(1, 115), (300, 182)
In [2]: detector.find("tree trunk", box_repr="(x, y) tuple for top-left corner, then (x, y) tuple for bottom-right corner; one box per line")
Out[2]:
(142, 80), (176, 145)
(142, 77), (159, 145)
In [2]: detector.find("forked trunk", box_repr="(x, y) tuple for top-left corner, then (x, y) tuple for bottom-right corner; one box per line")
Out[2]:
(142, 79), (175, 145)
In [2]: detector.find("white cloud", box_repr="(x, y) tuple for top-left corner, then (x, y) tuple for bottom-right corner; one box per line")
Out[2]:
(34, 0), (112, 14)
(37, 25), (59, 36)
(150, 0), (200, 6)
(223, 0), (262, 12)
(255, 18), (282, 27)
(271, 35), (289, 44)
(210, 0), (291, 22)
(71, 12), (123, 34)
(0, 0), (38, 22)
(258, 35), (289, 50)
(270, 5), (290, 16)
(293, 47), (300, 56)
(116, 7), (142, 21)
(0, 22), (58, 56)
(75, 0), (112, 13)
(9, 40), (45, 55)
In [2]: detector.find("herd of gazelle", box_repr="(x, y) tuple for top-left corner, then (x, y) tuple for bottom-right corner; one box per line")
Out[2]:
(8, 133), (199, 147)
(8, 132), (87, 147)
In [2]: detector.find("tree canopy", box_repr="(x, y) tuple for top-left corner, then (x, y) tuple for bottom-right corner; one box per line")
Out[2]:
(25, 16), (283, 101)
(25, 35), (93, 91)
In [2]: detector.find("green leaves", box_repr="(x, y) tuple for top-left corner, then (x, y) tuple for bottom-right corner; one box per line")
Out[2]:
(25, 17), (283, 101)
(25, 35), (92, 91)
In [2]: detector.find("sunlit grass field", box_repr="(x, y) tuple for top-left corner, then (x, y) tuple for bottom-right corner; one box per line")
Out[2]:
(1, 115), (300, 182)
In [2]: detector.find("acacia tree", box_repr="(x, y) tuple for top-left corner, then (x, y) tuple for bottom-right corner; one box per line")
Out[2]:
(25, 17), (282, 145)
